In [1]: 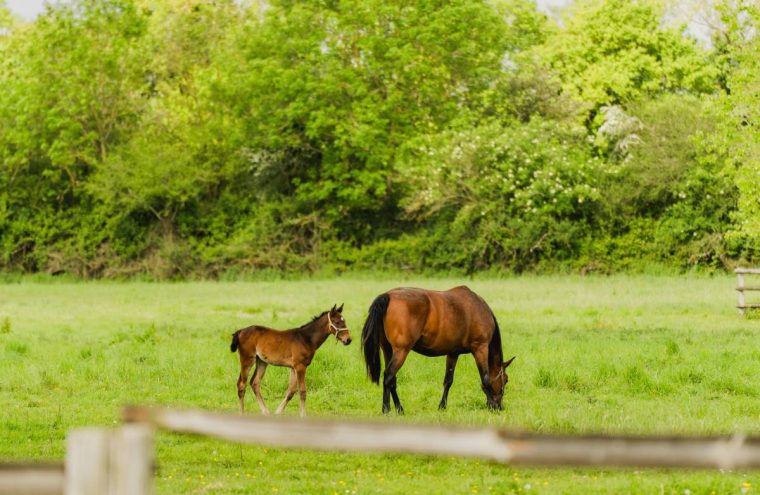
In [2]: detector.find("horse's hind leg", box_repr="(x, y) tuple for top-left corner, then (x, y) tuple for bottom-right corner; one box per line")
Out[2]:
(438, 354), (459, 411)
(237, 356), (254, 415)
(250, 357), (271, 415)
(382, 346), (409, 414)
(275, 368), (297, 415)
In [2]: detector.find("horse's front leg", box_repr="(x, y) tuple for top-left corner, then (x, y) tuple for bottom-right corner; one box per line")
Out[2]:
(438, 354), (459, 411)
(472, 345), (497, 410)
(295, 365), (308, 417)
(382, 348), (409, 414)
(275, 368), (297, 415)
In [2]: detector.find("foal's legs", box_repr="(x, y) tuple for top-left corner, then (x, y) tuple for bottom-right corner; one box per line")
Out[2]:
(250, 357), (270, 415)
(295, 365), (308, 418)
(438, 354), (459, 411)
(381, 346), (409, 414)
(237, 356), (254, 414)
(275, 368), (297, 415)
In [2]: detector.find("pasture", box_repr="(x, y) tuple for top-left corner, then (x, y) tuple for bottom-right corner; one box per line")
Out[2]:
(1, 274), (759, 494)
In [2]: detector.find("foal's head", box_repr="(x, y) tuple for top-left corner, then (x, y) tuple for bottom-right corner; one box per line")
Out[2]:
(327, 303), (352, 345)
(486, 355), (516, 410)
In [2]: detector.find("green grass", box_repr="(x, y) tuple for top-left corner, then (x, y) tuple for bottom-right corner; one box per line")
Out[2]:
(1, 274), (759, 494)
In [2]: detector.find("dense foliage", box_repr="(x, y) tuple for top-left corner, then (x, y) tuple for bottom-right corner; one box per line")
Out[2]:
(0, 0), (757, 277)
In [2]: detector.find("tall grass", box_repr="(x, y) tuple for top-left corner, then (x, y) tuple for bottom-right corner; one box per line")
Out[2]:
(1, 275), (758, 493)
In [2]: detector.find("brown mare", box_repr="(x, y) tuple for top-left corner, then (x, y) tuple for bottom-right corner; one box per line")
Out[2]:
(230, 304), (351, 417)
(361, 286), (515, 413)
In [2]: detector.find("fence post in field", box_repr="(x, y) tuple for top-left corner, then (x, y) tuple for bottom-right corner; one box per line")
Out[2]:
(65, 426), (153, 495)
(109, 425), (154, 495)
(65, 428), (110, 495)
(735, 267), (760, 316)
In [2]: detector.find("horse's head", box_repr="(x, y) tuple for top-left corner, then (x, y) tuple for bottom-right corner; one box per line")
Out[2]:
(486, 356), (516, 410)
(328, 303), (352, 345)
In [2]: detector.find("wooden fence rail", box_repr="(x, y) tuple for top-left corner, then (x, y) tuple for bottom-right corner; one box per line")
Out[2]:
(735, 267), (760, 315)
(124, 406), (760, 470)
(5, 405), (760, 494)
(0, 464), (63, 495)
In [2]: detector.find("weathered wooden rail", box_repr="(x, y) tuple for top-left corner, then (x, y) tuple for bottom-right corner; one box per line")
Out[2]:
(735, 267), (760, 315)
(5, 406), (760, 494)
(123, 406), (760, 470)
(0, 464), (63, 495)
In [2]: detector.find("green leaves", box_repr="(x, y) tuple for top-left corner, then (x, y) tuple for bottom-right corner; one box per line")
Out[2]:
(0, 0), (755, 275)
(722, 6), (760, 241)
(398, 119), (604, 270)
(539, 0), (718, 112)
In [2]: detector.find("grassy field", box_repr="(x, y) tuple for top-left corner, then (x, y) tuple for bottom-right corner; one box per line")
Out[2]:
(1, 274), (759, 494)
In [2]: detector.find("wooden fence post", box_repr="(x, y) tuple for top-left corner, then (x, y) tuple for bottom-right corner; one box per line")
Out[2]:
(734, 267), (760, 316)
(65, 428), (110, 495)
(65, 426), (153, 495)
(109, 425), (154, 495)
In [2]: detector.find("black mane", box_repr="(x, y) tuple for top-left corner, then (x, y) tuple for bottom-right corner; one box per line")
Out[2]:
(488, 311), (504, 370)
(312, 310), (328, 322)
(298, 310), (328, 330)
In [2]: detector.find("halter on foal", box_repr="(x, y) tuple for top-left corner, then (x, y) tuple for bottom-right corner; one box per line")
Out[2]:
(230, 304), (351, 417)
(361, 286), (515, 413)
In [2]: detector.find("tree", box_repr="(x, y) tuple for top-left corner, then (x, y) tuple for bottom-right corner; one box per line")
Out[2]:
(0, 0), (149, 272)
(540, 0), (718, 115)
(722, 3), (760, 241)
(399, 119), (603, 271)
(214, 0), (533, 244)
(0, 0), (13, 32)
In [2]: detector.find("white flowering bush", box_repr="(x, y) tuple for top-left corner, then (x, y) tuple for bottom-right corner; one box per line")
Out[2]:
(397, 119), (609, 270)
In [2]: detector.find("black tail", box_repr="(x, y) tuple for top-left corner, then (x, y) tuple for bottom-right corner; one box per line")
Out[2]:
(230, 330), (241, 353)
(362, 293), (390, 384)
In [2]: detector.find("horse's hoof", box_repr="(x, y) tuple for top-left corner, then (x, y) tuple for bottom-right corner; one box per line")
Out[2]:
(438, 403), (447, 411)
(396, 408), (404, 415)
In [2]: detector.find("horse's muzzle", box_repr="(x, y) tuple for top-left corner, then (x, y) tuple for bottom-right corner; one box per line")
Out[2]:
(343, 337), (352, 345)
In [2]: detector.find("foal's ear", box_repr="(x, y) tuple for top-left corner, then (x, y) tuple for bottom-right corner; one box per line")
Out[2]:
(503, 356), (516, 369)
(337, 303), (344, 313)
(331, 304), (337, 312)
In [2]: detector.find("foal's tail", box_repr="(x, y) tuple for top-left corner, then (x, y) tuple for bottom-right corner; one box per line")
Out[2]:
(230, 330), (241, 353)
(362, 293), (390, 384)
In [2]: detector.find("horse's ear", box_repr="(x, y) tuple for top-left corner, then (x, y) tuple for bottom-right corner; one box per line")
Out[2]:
(503, 356), (516, 369)
(331, 304), (336, 312)
(338, 303), (344, 313)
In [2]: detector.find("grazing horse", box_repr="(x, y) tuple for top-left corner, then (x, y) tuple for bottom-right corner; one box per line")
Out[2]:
(230, 304), (351, 417)
(361, 286), (515, 413)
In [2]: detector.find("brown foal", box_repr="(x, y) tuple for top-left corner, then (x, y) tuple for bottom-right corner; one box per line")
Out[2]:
(230, 304), (351, 417)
